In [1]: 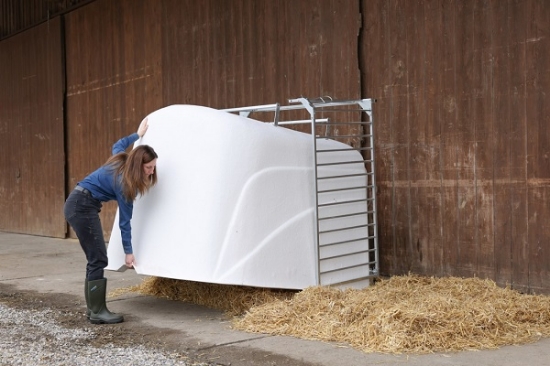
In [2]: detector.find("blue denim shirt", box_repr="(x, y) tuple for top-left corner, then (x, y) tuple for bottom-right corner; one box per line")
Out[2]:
(78, 133), (140, 254)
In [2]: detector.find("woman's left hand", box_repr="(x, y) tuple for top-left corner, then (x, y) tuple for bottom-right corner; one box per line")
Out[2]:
(125, 253), (135, 268)
(137, 118), (149, 138)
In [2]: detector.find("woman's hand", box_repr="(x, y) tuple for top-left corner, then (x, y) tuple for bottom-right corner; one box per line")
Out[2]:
(125, 253), (135, 268)
(137, 117), (149, 138)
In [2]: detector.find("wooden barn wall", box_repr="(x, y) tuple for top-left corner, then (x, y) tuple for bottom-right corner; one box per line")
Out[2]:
(160, 0), (361, 109)
(362, 0), (550, 293)
(0, 17), (65, 237)
(64, 0), (361, 240)
(64, 0), (163, 239)
(0, 0), (93, 40)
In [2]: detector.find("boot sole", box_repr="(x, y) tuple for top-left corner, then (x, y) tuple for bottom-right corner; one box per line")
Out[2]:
(89, 318), (124, 324)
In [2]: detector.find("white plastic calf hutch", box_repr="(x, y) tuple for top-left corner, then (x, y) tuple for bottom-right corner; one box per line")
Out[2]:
(106, 97), (378, 290)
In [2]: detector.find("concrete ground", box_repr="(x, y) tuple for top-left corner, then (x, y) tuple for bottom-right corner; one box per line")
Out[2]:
(1, 231), (549, 366)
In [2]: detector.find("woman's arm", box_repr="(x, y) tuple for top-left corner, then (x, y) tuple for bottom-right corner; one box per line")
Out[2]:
(112, 133), (139, 155)
(111, 117), (149, 154)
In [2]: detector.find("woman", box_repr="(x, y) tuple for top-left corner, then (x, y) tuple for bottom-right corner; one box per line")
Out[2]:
(64, 118), (158, 324)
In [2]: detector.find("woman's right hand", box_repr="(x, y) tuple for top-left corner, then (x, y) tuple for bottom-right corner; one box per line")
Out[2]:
(125, 253), (135, 268)
(137, 117), (149, 138)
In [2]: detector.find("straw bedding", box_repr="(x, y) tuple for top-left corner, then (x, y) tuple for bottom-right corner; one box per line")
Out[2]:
(113, 277), (295, 316)
(118, 274), (550, 354)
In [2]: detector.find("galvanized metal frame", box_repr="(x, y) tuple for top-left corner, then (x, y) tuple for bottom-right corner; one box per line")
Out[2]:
(223, 97), (378, 287)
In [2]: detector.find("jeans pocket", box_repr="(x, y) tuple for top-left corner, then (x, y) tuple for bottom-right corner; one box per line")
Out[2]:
(63, 195), (78, 220)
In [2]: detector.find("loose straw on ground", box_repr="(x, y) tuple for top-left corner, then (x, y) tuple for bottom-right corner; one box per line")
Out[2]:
(110, 277), (295, 316)
(112, 274), (550, 354)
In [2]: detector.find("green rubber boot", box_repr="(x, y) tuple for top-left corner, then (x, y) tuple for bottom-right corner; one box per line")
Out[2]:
(87, 278), (124, 324)
(84, 279), (90, 319)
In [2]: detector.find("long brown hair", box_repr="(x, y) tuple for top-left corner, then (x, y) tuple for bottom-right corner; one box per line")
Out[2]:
(104, 145), (158, 201)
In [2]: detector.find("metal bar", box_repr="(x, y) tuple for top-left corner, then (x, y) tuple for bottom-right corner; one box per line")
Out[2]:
(323, 247), (379, 255)
(317, 185), (368, 194)
(320, 262), (371, 275)
(318, 160), (374, 168)
(358, 99), (374, 111)
(318, 197), (373, 207)
(290, 98), (370, 108)
(224, 98), (374, 115)
(317, 147), (372, 153)
(317, 133), (372, 140)
(222, 103), (280, 113)
(271, 118), (329, 126)
(322, 276), (376, 287)
(273, 103), (280, 126)
(288, 97), (315, 114)
(321, 121), (373, 125)
(318, 210), (373, 220)
(363, 105), (378, 276)
(290, 98), (372, 110)
(319, 223), (375, 234)
(222, 103), (308, 114)
(317, 185), (372, 193)
(319, 236), (376, 247)
(317, 172), (373, 180)
(317, 160), (368, 167)
(309, 111), (321, 286)
(321, 249), (372, 261)
(306, 108), (370, 113)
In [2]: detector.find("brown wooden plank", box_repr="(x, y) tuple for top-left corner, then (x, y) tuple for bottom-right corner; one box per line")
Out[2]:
(504, 0), (528, 293)
(387, 0), (414, 274)
(492, 0), (529, 290)
(361, 0), (394, 275)
(0, 17), (65, 237)
(465, 0), (495, 281)
(434, 0), (458, 277)
(448, 0), (471, 278)
(415, 0), (446, 275)
(486, 0), (514, 284)
(525, 0), (550, 293)
(402, 0), (424, 274)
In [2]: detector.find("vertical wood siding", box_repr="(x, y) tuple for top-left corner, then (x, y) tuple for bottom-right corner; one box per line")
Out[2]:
(160, 0), (361, 109)
(0, 0), (92, 40)
(0, 17), (65, 237)
(362, 0), (550, 293)
(64, 0), (163, 239)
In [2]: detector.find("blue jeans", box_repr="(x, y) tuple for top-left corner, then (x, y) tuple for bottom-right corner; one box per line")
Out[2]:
(63, 188), (107, 281)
